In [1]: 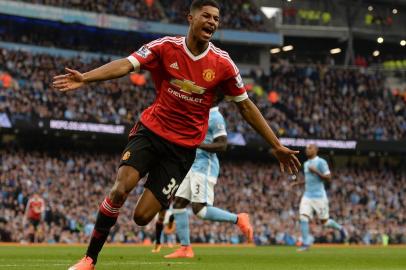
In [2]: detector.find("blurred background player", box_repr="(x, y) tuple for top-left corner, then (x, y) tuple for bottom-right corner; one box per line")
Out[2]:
(152, 209), (176, 253)
(291, 144), (347, 251)
(165, 102), (253, 259)
(23, 193), (45, 243)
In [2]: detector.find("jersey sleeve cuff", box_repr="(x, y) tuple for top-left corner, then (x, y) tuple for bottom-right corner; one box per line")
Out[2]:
(213, 131), (227, 139)
(126, 55), (141, 72)
(225, 92), (248, 103)
(323, 171), (331, 175)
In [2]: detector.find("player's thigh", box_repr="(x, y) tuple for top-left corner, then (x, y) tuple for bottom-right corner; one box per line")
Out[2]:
(190, 172), (211, 204)
(299, 196), (313, 219)
(119, 124), (157, 180)
(133, 188), (163, 226)
(144, 147), (195, 209)
(314, 198), (329, 220)
(174, 170), (192, 202)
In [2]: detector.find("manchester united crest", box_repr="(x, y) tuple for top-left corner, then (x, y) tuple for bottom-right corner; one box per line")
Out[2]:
(202, 69), (215, 82)
(122, 151), (131, 161)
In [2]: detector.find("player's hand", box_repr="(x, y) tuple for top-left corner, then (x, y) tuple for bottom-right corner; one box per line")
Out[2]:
(271, 145), (301, 174)
(53, 68), (85, 92)
(309, 166), (319, 175)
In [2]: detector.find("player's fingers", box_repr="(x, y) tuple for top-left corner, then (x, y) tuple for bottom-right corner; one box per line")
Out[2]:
(290, 159), (299, 173)
(279, 162), (285, 173)
(65, 68), (80, 77)
(53, 74), (68, 81)
(286, 163), (293, 174)
(53, 80), (68, 87)
(59, 87), (72, 92)
(287, 149), (300, 155)
(291, 154), (301, 168)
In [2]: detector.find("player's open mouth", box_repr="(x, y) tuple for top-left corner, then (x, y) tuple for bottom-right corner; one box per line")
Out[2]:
(202, 27), (214, 38)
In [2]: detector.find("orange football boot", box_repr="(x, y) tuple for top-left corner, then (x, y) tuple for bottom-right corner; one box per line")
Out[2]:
(68, 256), (95, 270)
(237, 213), (254, 243)
(164, 246), (194, 259)
(151, 244), (162, 253)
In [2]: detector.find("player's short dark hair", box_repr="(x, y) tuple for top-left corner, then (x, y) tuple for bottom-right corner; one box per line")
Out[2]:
(190, 0), (220, 13)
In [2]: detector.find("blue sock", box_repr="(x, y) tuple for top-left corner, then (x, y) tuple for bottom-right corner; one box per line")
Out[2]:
(173, 209), (190, 246)
(300, 220), (310, 246)
(325, 219), (342, 231)
(201, 206), (238, 223)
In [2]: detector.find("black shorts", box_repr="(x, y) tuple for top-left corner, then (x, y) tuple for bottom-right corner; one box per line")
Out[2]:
(29, 218), (40, 229)
(119, 124), (196, 208)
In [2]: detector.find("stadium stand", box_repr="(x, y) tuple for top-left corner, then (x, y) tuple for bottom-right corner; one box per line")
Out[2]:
(160, 0), (267, 31)
(15, 0), (164, 21)
(13, 0), (268, 31)
(1, 48), (404, 140)
(1, 150), (404, 244)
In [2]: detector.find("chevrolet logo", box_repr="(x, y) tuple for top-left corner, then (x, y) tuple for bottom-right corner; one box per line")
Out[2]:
(170, 79), (206, 95)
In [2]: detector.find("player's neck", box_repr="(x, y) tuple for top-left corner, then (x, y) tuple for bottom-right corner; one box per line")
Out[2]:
(308, 155), (318, 160)
(186, 35), (209, 56)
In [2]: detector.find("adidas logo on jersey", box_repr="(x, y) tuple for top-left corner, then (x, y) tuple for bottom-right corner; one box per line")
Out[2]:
(170, 62), (179, 70)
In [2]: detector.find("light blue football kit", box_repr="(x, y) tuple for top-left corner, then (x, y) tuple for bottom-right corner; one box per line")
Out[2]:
(173, 107), (238, 246)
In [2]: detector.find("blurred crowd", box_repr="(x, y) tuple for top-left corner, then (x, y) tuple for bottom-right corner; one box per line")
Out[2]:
(16, 0), (267, 31)
(17, 0), (163, 21)
(1, 48), (405, 141)
(160, 0), (266, 31)
(254, 60), (405, 140)
(0, 49), (155, 125)
(1, 150), (405, 245)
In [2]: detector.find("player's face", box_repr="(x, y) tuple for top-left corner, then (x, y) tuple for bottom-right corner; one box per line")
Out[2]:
(189, 6), (220, 43)
(306, 145), (317, 158)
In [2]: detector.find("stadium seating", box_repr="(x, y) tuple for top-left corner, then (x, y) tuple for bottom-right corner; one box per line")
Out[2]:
(14, 0), (267, 31)
(15, 0), (163, 21)
(1, 150), (404, 244)
(1, 48), (404, 140)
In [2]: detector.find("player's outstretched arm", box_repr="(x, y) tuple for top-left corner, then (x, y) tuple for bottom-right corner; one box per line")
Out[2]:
(236, 98), (301, 174)
(53, 58), (136, 92)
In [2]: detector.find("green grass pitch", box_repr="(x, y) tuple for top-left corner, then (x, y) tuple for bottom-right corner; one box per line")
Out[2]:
(0, 245), (405, 270)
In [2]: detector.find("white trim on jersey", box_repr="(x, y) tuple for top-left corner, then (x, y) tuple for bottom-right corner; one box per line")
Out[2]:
(210, 106), (219, 112)
(213, 131), (227, 139)
(126, 56), (141, 72)
(210, 45), (240, 75)
(148, 36), (183, 49)
(182, 37), (211, 61)
(225, 92), (249, 103)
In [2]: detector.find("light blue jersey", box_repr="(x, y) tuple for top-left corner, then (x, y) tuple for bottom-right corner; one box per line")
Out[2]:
(191, 107), (227, 183)
(303, 156), (331, 199)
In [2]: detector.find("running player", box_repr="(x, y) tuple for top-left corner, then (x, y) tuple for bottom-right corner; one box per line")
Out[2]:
(151, 209), (176, 253)
(53, 1), (300, 269)
(23, 193), (45, 243)
(165, 103), (252, 259)
(291, 144), (347, 251)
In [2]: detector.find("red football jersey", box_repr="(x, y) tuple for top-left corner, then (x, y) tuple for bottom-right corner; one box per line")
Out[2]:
(26, 197), (44, 221)
(127, 36), (247, 148)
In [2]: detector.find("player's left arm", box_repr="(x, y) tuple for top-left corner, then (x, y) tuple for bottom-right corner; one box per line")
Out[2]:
(198, 112), (228, 153)
(219, 60), (300, 173)
(198, 135), (227, 153)
(236, 98), (300, 174)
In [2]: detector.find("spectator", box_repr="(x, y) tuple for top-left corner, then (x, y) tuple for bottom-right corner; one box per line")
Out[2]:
(1, 150), (404, 244)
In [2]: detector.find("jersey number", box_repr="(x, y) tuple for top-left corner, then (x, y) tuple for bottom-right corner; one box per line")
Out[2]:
(162, 178), (179, 199)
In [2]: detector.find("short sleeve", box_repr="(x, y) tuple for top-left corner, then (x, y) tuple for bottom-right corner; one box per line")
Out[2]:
(319, 159), (331, 175)
(127, 39), (163, 72)
(219, 57), (248, 102)
(211, 112), (227, 139)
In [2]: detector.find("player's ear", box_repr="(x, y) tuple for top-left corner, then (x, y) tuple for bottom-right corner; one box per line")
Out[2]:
(187, 13), (193, 24)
